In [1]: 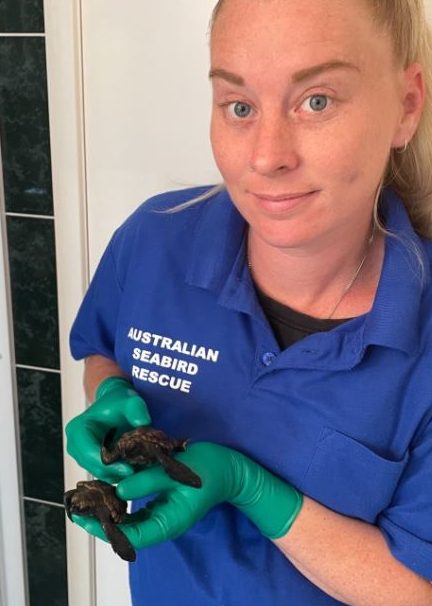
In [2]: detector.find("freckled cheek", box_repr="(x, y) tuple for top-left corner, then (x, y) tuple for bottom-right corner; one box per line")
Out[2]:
(210, 117), (249, 181)
(317, 134), (370, 188)
(333, 157), (363, 186)
(212, 143), (245, 183)
(329, 109), (395, 187)
(339, 144), (386, 188)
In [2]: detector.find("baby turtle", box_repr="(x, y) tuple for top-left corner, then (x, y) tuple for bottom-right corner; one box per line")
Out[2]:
(101, 426), (202, 488)
(64, 480), (136, 562)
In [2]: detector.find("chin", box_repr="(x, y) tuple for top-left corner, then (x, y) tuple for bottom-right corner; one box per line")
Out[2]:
(248, 216), (314, 249)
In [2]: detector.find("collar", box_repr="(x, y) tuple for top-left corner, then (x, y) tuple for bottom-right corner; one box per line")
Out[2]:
(185, 187), (430, 359)
(361, 188), (430, 355)
(185, 189), (261, 317)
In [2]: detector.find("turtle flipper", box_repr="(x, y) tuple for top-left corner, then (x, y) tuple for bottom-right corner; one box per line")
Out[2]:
(99, 512), (136, 562)
(155, 452), (202, 488)
(101, 427), (120, 464)
(64, 489), (75, 520)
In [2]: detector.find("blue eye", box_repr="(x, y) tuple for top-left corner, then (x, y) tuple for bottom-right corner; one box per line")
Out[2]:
(229, 102), (252, 118)
(307, 95), (329, 112)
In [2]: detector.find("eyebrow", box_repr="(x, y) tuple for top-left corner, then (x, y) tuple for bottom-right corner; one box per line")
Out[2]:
(209, 61), (360, 86)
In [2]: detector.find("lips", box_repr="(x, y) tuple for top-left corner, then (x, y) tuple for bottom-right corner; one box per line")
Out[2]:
(252, 191), (314, 201)
(250, 190), (319, 213)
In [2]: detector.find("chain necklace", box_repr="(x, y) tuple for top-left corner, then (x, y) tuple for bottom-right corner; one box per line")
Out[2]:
(247, 225), (375, 320)
(326, 226), (375, 319)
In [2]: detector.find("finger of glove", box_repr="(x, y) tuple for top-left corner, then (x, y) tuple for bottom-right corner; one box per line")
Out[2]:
(116, 466), (178, 500)
(66, 419), (135, 480)
(95, 464), (136, 483)
(65, 415), (107, 443)
(71, 514), (108, 543)
(65, 417), (105, 462)
(124, 396), (152, 426)
(79, 392), (147, 428)
(67, 435), (134, 481)
(119, 496), (198, 548)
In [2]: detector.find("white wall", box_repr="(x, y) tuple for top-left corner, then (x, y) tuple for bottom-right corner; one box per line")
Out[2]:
(81, 0), (220, 272)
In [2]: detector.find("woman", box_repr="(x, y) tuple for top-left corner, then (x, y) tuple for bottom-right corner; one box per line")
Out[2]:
(66, 1), (432, 604)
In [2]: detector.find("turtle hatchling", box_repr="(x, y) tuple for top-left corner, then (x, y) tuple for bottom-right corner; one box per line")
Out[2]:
(101, 426), (202, 488)
(64, 480), (136, 562)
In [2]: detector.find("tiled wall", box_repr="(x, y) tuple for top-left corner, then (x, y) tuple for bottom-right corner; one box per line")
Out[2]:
(0, 1), (68, 605)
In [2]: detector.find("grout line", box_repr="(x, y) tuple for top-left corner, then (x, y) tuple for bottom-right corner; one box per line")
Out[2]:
(23, 496), (64, 509)
(6, 212), (54, 220)
(16, 364), (61, 374)
(0, 33), (45, 37)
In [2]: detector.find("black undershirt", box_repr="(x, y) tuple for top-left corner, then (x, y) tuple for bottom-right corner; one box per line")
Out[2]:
(254, 286), (351, 349)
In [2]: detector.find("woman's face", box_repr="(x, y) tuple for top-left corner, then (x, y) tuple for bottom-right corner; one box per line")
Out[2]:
(210, 0), (416, 251)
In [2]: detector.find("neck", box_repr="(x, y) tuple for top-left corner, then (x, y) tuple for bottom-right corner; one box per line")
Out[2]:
(248, 224), (384, 319)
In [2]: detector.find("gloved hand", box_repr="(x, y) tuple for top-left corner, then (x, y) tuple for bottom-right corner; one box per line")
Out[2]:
(71, 441), (303, 546)
(65, 376), (151, 482)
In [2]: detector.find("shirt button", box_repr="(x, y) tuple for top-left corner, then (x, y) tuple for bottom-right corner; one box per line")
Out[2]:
(261, 352), (277, 366)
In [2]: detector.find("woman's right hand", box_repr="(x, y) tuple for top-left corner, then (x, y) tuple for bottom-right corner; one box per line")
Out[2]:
(65, 376), (151, 482)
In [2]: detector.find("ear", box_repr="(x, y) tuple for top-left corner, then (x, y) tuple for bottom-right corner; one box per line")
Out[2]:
(391, 62), (426, 149)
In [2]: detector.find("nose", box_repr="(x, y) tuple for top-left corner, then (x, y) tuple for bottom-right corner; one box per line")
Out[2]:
(249, 113), (300, 176)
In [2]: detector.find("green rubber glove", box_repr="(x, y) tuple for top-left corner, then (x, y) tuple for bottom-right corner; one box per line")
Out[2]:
(65, 376), (151, 482)
(71, 441), (303, 547)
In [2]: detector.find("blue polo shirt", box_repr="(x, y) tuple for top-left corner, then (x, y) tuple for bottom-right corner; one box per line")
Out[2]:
(70, 186), (432, 606)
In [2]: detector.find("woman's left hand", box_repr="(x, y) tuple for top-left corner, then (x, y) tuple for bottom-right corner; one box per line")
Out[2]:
(71, 441), (303, 548)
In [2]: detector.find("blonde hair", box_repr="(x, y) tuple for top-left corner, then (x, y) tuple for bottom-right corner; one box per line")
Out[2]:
(205, 0), (432, 237)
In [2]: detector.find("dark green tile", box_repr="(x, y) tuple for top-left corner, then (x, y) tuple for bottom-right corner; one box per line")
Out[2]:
(0, 0), (44, 33)
(24, 500), (68, 606)
(6, 216), (60, 368)
(17, 368), (64, 503)
(0, 37), (52, 214)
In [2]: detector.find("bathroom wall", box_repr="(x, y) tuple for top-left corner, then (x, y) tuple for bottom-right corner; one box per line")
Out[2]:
(0, 0), (68, 604)
(2, 1), (432, 606)
(48, 1), (432, 605)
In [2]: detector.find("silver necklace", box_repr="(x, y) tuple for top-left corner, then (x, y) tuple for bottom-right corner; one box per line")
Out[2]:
(248, 225), (375, 320)
(326, 226), (375, 319)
